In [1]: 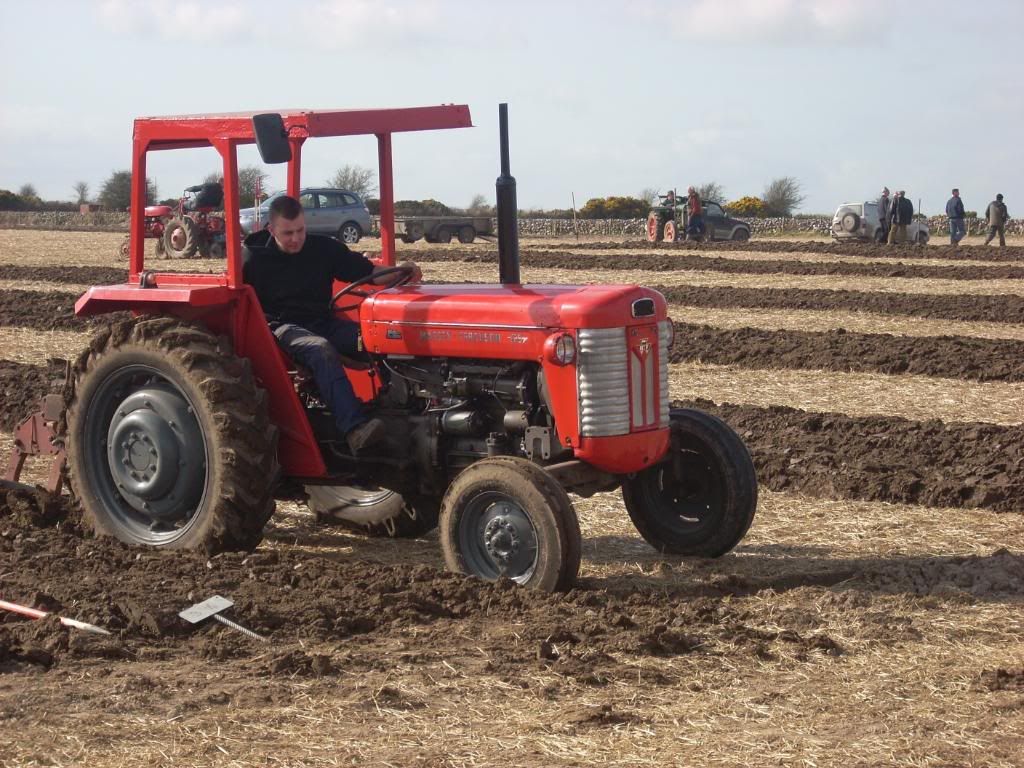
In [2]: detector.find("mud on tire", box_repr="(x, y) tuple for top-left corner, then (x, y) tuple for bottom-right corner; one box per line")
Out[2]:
(622, 408), (757, 556)
(64, 317), (279, 552)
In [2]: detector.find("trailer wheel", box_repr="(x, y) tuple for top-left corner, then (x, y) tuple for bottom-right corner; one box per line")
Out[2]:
(457, 226), (476, 244)
(163, 216), (199, 258)
(405, 223), (424, 242)
(65, 317), (279, 552)
(663, 220), (677, 242)
(440, 457), (580, 591)
(305, 485), (438, 538)
(622, 408), (757, 556)
(436, 227), (453, 244)
(119, 236), (130, 259)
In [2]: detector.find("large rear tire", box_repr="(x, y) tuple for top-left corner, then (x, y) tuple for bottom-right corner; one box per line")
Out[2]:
(622, 408), (757, 556)
(163, 217), (199, 258)
(306, 485), (438, 538)
(646, 213), (664, 243)
(440, 457), (581, 591)
(65, 318), (279, 552)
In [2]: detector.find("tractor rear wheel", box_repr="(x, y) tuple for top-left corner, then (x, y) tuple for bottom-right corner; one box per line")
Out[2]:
(163, 217), (199, 258)
(305, 485), (438, 538)
(663, 220), (677, 242)
(622, 408), (757, 556)
(65, 317), (279, 552)
(440, 456), (581, 591)
(646, 213), (664, 243)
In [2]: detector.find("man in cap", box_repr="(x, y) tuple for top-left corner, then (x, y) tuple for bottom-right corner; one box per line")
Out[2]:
(984, 194), (1009, 247)
(946, 188), (966, 246)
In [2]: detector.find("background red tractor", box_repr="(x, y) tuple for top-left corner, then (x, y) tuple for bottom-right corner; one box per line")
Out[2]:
(6, 104), (757, 591)
(161, 182), (227, 259)
(118, 204), (171, 258)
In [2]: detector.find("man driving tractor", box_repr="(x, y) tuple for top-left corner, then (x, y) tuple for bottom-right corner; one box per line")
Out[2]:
(242, 194), (422, 456)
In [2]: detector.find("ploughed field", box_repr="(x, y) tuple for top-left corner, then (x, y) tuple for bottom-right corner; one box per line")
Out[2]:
(1, 229), (1022, 767)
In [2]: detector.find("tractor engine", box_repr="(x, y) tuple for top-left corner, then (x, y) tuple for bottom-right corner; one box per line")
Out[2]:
(383, 357), (564, 479)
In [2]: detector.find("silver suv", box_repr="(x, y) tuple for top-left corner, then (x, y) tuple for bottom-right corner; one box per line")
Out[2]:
(831, 201), (929, 244)
(240, 188), (372, 244)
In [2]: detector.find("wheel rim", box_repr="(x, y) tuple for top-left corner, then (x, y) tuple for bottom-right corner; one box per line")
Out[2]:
(459, 491), (539, 583)
(168, 225), (187, 251)
(341, 225), (359, 244)
(83, 364), (209, 545)
(664, 221), (676, 241)
(649, 446), (726, 537)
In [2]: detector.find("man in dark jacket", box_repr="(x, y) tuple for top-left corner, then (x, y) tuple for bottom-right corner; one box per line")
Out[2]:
(878, 187), (891, 242)
(242, 195), (421, 455)
(984, 194), (1009, 247)
(887, 191), (914, 244)
(946, 188), (966, 246)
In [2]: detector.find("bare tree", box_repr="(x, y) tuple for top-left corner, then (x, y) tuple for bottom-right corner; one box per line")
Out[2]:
(696, 181), (726, 203)
(73, 181), (90, 204)
(18, 183), (38, 199)
(466, 193), (493, 215)
(638, 187), (661, 205)
(327, 165), (377, 199)
(761, 176), (805, 216)
(202, 166), (267, 207)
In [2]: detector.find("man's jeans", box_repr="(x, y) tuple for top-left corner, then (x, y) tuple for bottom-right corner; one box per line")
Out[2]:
(985, 224), (1006, 247)
(271, 317), (366, 435)
(949, 218), (966, 245)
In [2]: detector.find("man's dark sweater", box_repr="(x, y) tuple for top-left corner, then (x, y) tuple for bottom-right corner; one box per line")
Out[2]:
(242, 231), (375, 325)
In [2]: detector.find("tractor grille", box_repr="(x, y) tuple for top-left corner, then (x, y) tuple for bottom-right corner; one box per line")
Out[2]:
(658, 320), (671, 425)
(577, 328), (630, 436)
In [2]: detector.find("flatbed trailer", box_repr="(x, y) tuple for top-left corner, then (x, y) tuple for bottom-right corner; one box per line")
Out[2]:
(395, 215), (494, 243)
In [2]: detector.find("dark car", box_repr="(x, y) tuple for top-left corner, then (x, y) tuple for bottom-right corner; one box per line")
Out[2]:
(647, 195), (751, 242)
(240, 187), (372, 244)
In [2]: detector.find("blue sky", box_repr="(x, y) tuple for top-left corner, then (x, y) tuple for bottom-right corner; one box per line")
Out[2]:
(1, 0), (1020, 214)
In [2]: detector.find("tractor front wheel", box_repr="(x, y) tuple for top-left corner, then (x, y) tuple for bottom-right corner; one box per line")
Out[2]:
(305, 485), (438, 538)
(163, 217), (199, 258)
(622, 408), (757, 556)
(663, 220), (677, 242)
(65, 318), (279, 552)
(440, 457), (581, 591)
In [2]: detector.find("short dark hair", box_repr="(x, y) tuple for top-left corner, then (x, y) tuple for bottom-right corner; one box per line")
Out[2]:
(269, 194), (303, 223)
(996, 193), (1004, 201)
(952, 188), (958, 194)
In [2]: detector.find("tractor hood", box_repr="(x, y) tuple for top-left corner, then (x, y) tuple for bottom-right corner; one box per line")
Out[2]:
(365, 283), (667, 330)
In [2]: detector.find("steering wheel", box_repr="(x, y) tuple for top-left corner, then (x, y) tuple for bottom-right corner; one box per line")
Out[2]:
(330, 265), (414, 310)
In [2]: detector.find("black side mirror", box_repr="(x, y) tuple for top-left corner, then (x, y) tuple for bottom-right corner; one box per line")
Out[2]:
(253, 113), (291, 164)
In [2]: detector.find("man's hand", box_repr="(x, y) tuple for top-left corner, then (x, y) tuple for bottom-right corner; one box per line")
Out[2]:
(398, 260), (422, 284)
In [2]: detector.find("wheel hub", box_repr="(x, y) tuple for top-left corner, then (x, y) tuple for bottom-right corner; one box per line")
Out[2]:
(169, 227), (185, 250)
(106, 385), (205, 522)
(477, 501), (535, 576)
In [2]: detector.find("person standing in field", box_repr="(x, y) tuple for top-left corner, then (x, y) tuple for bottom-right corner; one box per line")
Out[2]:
(878, 187), (892, 243)
(984, 193), (1009, 247)
(887, 190), (914, 244)
(685, 186), (705, 241)
(946, 188), (966, 246)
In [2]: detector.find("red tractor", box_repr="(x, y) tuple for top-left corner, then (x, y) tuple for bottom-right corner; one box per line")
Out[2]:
(118, 204), (172, 259)
(160, 183), (227, 259)
(5, 104), (756, 591)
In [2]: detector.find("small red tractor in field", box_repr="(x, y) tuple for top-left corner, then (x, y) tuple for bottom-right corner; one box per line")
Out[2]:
(4, 104), (757, 591)
(118, 183), (227, 261)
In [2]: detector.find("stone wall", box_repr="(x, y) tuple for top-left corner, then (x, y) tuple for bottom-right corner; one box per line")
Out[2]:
(2, 210), (1021, 238)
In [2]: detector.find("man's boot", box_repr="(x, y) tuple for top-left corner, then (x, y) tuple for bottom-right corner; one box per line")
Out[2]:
(346, 417), (387, 455)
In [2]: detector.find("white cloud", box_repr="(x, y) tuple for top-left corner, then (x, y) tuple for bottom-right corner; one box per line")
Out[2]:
(97, 0), (249, 43)
(296, 0), (444, 48)
(670, 0), (885, 45)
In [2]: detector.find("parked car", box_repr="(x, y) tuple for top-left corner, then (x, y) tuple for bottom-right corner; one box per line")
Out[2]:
(239, 188), (372, 243)
(831, 201), (929, 244)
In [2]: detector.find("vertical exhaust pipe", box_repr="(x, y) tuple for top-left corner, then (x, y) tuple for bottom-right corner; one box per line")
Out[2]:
(495, 103), (520, 285)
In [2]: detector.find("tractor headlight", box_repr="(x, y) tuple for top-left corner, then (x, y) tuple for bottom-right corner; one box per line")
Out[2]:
(547, 333), (576, 365)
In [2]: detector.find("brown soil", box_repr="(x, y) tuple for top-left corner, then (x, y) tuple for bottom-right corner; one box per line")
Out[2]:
(416, 248), (1024, 280)
(680, 398), (1024, 513)
(671, 322), (1024, 381)
(0, 360), (61, 430)
(657, 284), (1024, 324)
(0, 289), (128, 331)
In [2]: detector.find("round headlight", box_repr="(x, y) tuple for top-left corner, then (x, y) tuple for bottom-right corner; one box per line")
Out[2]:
(551, 333), (576, 365)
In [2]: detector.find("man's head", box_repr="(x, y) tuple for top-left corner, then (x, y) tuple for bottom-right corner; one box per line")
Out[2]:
(899, 190), (906, 197)
(952, 188), (959, 196)
(687, 186), (696, 195)
(882, 187), (889, 196)
(997, 193), (1004, 201)
(268, 195), (306, 254)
